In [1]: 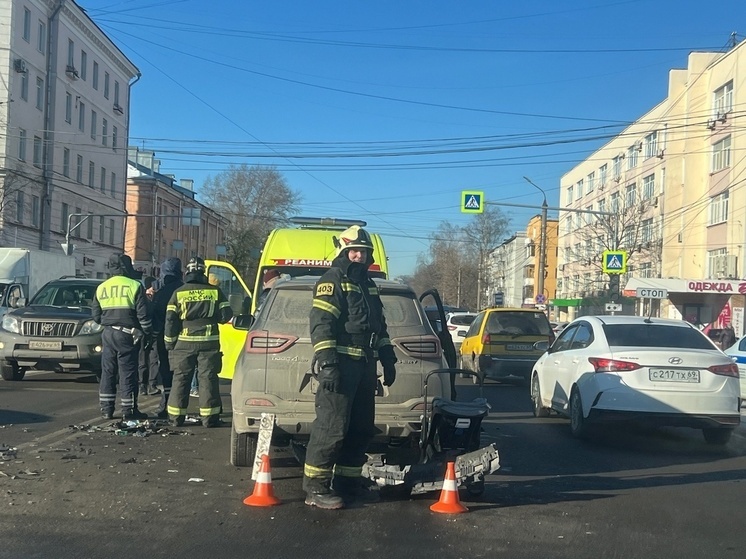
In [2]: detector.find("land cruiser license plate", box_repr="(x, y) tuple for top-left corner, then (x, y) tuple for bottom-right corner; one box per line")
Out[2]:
(29, 340), (62, 350)
(649, 369), (700, 383)
(506, 344), (533, 351)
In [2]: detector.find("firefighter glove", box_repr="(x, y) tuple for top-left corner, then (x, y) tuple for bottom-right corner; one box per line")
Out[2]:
(319, 364), (341, 393)
(383, 363), (397, 387)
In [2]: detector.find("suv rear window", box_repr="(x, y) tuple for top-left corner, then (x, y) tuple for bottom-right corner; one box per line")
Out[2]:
(603, 324), (714, 349)
(260, 288), (424, 337)
(486, 311), (551, 336)
(450, 314), (476, 327)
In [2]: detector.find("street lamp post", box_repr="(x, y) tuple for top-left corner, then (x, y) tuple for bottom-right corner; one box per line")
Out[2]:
(523, 177), (548, 305)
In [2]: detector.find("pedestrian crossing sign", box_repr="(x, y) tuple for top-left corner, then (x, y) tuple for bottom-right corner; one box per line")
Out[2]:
(461, 191), (484, 214)
(602, 250), (627, 274)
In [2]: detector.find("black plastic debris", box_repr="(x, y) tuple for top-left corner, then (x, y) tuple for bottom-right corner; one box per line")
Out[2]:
(0, 445), (18, 461)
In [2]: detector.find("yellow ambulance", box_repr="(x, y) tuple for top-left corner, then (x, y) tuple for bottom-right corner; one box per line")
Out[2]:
(207, 217), (389, 379)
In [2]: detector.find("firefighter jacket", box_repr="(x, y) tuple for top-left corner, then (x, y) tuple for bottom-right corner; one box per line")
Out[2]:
(92, 273), (152, 335)
(164, 271), (233, 348)
(310, 252), (396, 367)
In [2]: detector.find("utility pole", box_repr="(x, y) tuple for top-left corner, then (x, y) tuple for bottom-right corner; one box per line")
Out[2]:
(523, 177), (548, 305)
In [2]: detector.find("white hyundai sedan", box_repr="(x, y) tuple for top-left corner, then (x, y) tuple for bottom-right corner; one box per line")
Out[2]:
(530, 315), (741, 445)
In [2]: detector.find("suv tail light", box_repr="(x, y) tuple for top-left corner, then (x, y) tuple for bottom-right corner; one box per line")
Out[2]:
(245, 332), (298, 354)
(481, 332), (490, 345)
(708, 363), (739, 377)
(588, 357), (642, 372)
(397, 335), (442, 358)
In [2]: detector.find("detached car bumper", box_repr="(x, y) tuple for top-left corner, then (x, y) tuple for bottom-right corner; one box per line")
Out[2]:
(0, 331), (103, 372)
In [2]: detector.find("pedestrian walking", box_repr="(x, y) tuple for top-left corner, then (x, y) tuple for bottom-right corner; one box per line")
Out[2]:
(92, 253), (153, 420)
(720, 323), (737, 350)
(302, 225), (397, 509)
(164, 257), (232, 427)
(151, 258), (183, 420)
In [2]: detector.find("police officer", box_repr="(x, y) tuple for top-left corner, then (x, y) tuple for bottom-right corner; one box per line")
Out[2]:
(92, 253), (153, 420)
(151, 258), (183, 419)
(303, 225), (397, 509)
(164, 257), (232, 427)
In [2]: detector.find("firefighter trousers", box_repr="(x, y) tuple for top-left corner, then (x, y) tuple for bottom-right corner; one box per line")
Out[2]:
(167, 344), (223, 419)
(303, 354), (378, 494)
(99, 327), (140, 414)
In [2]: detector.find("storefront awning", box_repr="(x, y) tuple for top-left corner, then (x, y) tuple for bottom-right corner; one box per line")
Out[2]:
(623, 277), (746, 297)
(549, 298), (581, 307)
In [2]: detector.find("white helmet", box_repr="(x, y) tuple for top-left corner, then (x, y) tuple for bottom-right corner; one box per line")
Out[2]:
(334, 226), (374, 257)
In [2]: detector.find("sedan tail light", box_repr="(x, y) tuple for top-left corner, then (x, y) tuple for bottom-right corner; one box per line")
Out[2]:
(588, 357), (642, 372)
(245, 332), (298, 354)
(708, 363), (739, 378)
(481, 332), (490, 345)
(447, 325), (457, 331)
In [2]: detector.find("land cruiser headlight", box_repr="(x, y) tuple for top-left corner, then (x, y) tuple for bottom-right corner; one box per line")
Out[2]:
(1, 315), (20, 334)
(80, 319), (104, 335)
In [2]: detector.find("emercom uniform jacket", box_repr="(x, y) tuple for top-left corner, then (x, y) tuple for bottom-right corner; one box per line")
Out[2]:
(92, 273), (152, 335)
(310, 252), (396, 368)
(164, 272), (233, 349)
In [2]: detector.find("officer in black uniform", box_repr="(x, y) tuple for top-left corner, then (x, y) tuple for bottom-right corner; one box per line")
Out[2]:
(164, 257), (232, 427)
(92, 253), (153, 420)
(151, 258), (183, 419)
(303, 225), (397, 509)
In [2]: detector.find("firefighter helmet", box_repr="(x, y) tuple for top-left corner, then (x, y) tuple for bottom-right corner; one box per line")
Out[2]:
(186, 256), (206, 274)
(334, 225), (374, 256)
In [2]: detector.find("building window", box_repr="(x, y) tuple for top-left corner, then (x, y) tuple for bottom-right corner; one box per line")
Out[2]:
(627, 145), (638, 169)
(61, 203), (69, 233)
(37, 20), (45, 53)
(109, 219), (115, 245)
(23, 8), (31, 42)
(76, 155), (83, 183)
(611, 192), (619, 213)
(625, 183), (636, 208)
(707, 248), (727, 277)
(640, 262), (652, 278)
(713, 81), (733, 117)
(712, 136), (731, 172)
(90, 110), (97, 140)
(100, 167), (106, 193)
(18, 129), (26, 161)
(612, 155), (622, 179)
(35, 77), (43, 110)
(587, 171), (595, 193)
(112, 126), (118, 150)
(98, 216), (105, 242)
(92, 61), (99, 90)
(642, 174), (655, 200)
(32, 136), (41, 167)
(597, 199), (606, 223)
(32, 195), (39, 227)
(566, 185), (573, 205)
(110, 172), (116, 198)
(65, 92), (72, 123)
(62, 148), (70, 177)
(20, 72), (28, 101)
(104, 72), (110, 99)
(88, 161), (95, 188)
(80, 51), (87, 80)
(599, 164), (607, 186)
(102, 119), (108, 146)
(114, 80), (120, 105)
(644, 131), (658, 159)
(584, 206), (592, 227)
(16, 192), (24, 223)
(641, 218), (653, 243)
(87, 213), (93, 239)
(67, 39), (74, 67)
(576, 179), (583, 199)
(709, 190), (729, 225)
(78, 101), (85, 131)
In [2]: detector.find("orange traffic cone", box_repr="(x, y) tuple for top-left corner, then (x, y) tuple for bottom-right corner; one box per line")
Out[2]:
(243, 454), (281, 507)
(430, 461), (468, 514)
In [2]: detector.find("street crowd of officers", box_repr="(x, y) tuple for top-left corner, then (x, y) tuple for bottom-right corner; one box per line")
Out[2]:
(91, 253), (232, 426)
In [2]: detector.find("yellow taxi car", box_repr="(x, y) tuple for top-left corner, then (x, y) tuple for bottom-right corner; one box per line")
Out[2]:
(459, 307), (555, 384)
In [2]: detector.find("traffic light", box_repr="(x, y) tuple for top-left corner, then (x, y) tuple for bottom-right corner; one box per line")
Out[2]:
(608, 275), (620, 300)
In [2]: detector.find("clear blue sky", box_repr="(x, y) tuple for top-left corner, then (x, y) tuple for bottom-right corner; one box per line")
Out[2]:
(81, 0), (745, 277)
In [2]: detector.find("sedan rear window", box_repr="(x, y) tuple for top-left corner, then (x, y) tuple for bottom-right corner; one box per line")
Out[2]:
(450, 314), (476, 327)
(486, 311), (552, 336)
(603, 324), (714, 350)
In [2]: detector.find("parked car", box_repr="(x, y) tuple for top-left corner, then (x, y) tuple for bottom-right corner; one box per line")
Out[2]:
(721, 336), (746, 403)
(531, 315), (740, 444)
(0, 277), (104, 381)
(459, 307), (554, 384)
(445, 312), (477, 350)
(551, 321), (570, 334)
(229, 276), (449, 466)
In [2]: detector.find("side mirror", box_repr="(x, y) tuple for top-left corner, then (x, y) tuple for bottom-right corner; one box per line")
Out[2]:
(13, 298), (27, 308)
(457, 330), (467, 338)
(232, 314), (254, 331)
(534, 340), (550, 352)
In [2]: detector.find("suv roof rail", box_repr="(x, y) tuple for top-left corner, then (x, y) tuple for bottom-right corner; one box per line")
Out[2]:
(290, 216), (367, 229)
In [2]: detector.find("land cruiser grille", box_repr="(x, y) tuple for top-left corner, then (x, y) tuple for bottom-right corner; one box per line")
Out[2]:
(22, 321), (77, 337)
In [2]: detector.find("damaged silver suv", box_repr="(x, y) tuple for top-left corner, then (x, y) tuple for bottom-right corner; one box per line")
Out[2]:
(230, 276), (448, 466)
(0, 278), (104, 381)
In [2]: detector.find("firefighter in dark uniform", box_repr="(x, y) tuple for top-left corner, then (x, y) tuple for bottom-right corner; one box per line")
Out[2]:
(92, 253), (153, 420)
(303, 225), (397, 509)
(151, 258), (183, 419)
(164, 257), (232, 427)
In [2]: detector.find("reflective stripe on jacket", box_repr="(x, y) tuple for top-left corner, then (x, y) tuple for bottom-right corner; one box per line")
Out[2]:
(91, 274), (152, 333)
(164, 274), (232, 345)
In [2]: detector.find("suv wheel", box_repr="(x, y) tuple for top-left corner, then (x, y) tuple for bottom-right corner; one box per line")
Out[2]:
(230, 421), (257, 467)
(1, 362), (25, 381)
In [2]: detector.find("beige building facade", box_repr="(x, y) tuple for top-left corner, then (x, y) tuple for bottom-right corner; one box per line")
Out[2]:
(556, 40), (746, 332)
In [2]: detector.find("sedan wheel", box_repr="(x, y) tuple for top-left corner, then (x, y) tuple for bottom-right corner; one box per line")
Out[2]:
(531, 375), (550, 418)
(569, 388), (590, 439)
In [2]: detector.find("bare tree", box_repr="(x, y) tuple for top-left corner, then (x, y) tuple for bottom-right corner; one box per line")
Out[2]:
(461, 207), (510, 309)
(0, 166), (41, 245)
(200, 165), (301, 277)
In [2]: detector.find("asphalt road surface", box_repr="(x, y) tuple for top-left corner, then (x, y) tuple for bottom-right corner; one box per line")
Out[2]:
(2, 370), (746, 559)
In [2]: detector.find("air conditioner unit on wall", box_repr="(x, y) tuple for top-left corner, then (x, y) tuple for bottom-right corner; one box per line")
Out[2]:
(13, 58), (27, 73)
(707, 119), (717, 130)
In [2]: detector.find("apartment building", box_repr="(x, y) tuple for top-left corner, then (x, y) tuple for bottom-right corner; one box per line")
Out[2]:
(124, 148), (228, 278)
(0, 0), (139, 277)
(557, 40), (746, 332)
